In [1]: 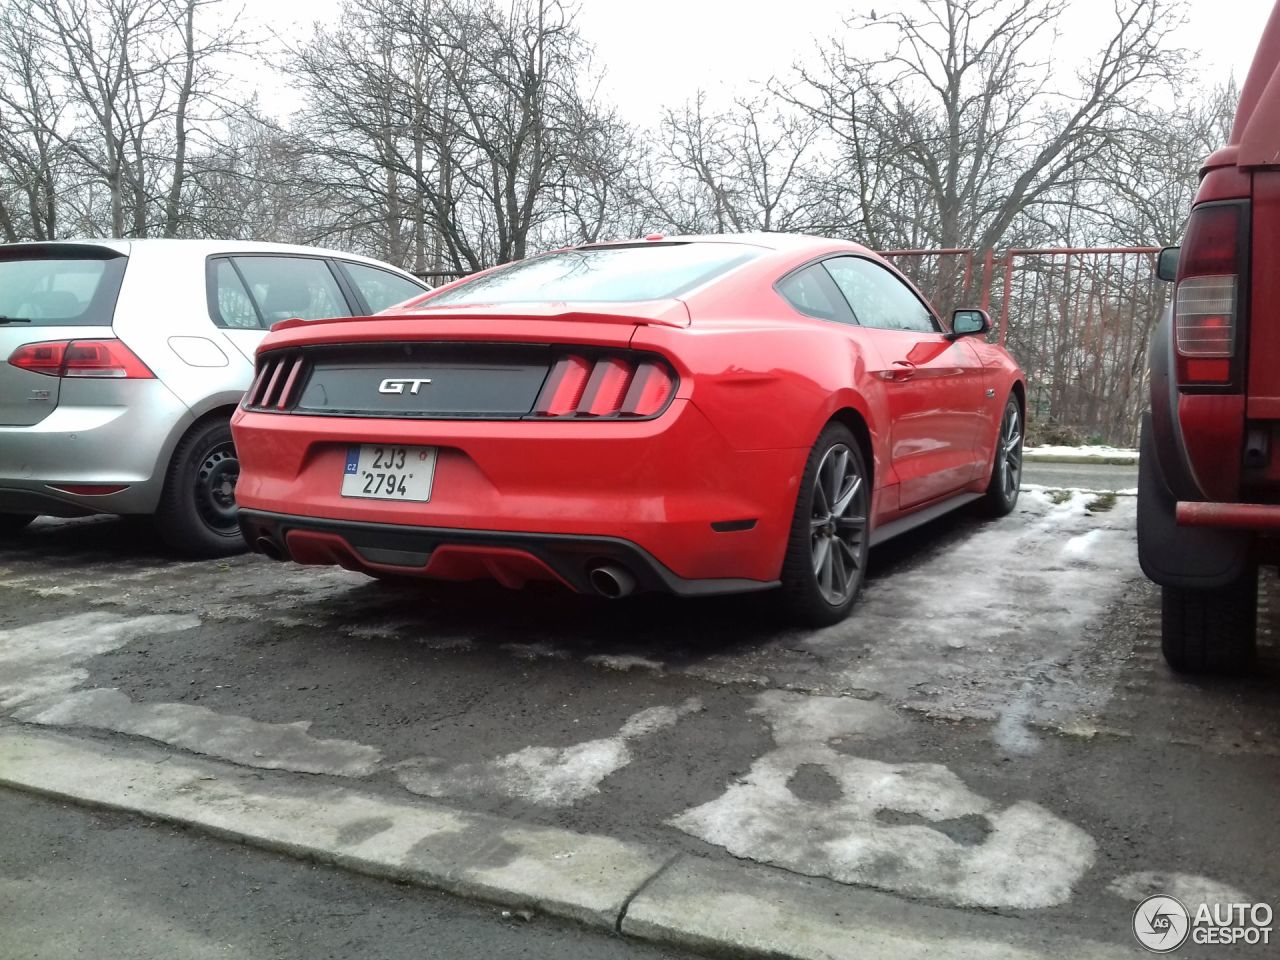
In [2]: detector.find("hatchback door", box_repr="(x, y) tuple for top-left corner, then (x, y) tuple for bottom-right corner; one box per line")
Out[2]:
(822, 256), (987, 509)
(0, 244), (128, 426)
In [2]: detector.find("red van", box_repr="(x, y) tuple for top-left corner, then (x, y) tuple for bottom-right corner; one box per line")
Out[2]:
(1140, 1), (1280, 673)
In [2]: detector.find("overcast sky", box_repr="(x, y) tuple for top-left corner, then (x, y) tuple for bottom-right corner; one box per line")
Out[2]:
(248, 0), (1276, 123)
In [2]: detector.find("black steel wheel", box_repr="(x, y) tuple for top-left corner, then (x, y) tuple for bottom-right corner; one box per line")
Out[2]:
(153, 419), (247, 558)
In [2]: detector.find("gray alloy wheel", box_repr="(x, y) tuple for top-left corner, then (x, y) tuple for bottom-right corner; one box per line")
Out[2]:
(779, 423), (871, 626)
(998, 401), (1022, 499)
(980, 396), (1023, 517)
(809, 443), (869, 605)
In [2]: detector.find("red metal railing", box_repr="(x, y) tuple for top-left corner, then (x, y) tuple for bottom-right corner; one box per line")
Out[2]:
(879, 249), (976, 315)
(991, 248), (1167, 444)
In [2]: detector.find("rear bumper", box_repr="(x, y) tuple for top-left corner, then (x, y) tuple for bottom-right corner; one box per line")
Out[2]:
(0, 380), (190, 516)
(239, 508), (779, 596)
(231, 399), (805, 583)
(1176, 501), (1280, 530)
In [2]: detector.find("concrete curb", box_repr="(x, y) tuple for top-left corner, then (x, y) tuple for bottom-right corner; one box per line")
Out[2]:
(1022, 453), (1138, 465)
(0, 727), (1133, 960)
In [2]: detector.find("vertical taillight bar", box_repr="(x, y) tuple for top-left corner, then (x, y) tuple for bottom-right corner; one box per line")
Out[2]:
(1174, 202), (1248, 386)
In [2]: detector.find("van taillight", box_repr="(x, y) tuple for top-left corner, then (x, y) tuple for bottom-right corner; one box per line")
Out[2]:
(533, 354), (676, 419)
(7, 339), (154, 379)
(1174, 202), (1247, 385)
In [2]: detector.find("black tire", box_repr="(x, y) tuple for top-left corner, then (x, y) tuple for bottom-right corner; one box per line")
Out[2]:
(979, 395), (1023, 517)
(1161, 571), (1258, 674)
(0, 513), (35, 536)
(153, 418), (246, 558)
(777, 423), (871, 627)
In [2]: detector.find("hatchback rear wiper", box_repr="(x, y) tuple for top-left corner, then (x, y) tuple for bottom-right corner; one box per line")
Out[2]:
(0, 315), (31, 323)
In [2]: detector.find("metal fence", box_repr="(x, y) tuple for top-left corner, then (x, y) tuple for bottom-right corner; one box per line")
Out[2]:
(991, 248), (1167, 446)
(879, 249), (976, 318)
(874, 246), (1166, 446)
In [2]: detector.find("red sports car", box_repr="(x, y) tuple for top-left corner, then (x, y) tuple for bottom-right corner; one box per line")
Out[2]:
(232, 235), (1025, 625)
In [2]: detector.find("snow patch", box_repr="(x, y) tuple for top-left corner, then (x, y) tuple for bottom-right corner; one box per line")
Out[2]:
(1025, 445), (1138, 460)
(1109, 871), (1253, 908)
(396, 698), (702, 806)
(1063, 529), (1103, 558)
(671, 742), (1094, 909)
(798, 489), (1140, 728)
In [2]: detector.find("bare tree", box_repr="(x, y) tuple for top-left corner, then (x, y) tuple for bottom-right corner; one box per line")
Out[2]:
(288, 0), (627, 272)
(0, 0), (249, 239)
(785, 0), (1188, 254)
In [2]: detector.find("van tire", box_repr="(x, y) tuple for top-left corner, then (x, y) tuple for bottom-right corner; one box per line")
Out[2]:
(1161, 570), (1257, 674)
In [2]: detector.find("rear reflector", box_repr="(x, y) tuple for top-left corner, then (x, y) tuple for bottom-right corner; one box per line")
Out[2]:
(8, 339), (154, 379)
(532, 353), (676, 419)
(46, 483), (129, 496)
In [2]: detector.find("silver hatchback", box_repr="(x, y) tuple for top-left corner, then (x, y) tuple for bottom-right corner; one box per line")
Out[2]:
(0, 239), (428, 556)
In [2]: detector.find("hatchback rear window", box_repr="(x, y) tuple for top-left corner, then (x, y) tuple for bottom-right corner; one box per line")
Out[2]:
(426, 243), (761, 306)
(0, 251), (126, 326)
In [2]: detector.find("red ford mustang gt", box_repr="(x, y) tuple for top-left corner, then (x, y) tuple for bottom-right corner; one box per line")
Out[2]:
(232, 235), (1025, 625)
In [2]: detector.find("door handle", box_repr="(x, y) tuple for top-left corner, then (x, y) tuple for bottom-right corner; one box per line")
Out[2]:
(886, 360), (916, 382)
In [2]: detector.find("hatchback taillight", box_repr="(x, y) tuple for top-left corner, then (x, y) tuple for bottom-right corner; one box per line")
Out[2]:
(1174, 202), (1247, 386)
(532, 353), (676, 419)
(7, 339), (154, 379)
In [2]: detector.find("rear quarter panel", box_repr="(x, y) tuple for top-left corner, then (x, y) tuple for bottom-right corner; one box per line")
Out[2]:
(110, 248), (254, 417)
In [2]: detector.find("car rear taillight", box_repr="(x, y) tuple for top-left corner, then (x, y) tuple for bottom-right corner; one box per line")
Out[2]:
(7, 339), (154, 379)
(1173, 202), (1248, 386)
(533, 354), (676, 419)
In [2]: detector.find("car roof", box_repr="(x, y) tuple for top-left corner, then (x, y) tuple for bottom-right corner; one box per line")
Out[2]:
(0, 238), (418, 275)
(578, 232), (874, 257)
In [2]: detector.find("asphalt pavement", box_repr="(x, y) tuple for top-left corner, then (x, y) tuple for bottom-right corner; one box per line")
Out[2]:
(1022, 460), (1138, 491)
(1, 461), (1276, 959)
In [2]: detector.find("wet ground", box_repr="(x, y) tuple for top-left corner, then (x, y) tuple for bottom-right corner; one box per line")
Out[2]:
(1, 469), (1276, 957)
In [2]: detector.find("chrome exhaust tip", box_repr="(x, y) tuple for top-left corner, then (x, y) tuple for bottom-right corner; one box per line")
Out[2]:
(589, 564), (636, 599)
(254, 536), (285, 562)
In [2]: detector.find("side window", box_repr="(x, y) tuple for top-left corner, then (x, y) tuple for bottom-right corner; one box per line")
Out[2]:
(231, 256), (352, 324)
(341, 261), (426, 313)
(776, 264), (855, 323)
(209, 259), (261, 329)
(823, 256), (938, 333)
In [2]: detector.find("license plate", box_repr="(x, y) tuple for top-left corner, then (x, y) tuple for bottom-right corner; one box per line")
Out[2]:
(341, 445), (436, 501)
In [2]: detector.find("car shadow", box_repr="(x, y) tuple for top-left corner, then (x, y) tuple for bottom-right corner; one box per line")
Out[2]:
(1, 507), (995, 666)
(1, 515), (178, 562)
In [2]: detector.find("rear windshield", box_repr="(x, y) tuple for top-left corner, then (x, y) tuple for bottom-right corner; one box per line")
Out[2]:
(426, 243), (760, 306)
(0, 252), (126, 327)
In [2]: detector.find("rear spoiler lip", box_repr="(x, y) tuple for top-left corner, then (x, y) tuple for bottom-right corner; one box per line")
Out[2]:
(271, 299), (692, 334)
(0, 240), (130, 261)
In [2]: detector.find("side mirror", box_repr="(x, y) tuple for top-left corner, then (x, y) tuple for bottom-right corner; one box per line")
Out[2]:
(1156, 246), (1180, 282)
(950, 308), (991, 338)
